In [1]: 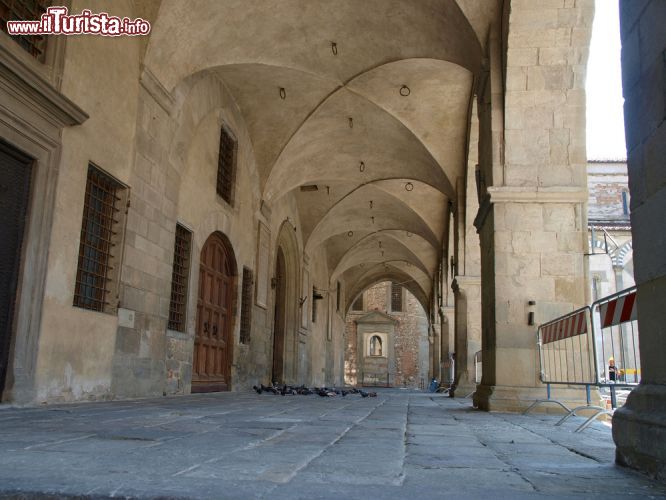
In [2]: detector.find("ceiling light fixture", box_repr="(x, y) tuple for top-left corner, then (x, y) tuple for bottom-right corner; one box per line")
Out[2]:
(279, 87), (286, 99)
(359, 161), (365, 172)
(399, 85), (410, 97)
(347, 231), (354, 237)
(331, 42), (338, 55)
(348, 117), (353, 128)
(405, 182), (414, 191)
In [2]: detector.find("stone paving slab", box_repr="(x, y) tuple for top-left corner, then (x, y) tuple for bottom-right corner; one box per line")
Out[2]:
(0, 389), (664, 499)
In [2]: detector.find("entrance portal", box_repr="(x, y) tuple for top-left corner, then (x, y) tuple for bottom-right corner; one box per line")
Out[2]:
(192, 232), (236, 392)
(271, 247), (286, 384)
(0, 140), (33, 398)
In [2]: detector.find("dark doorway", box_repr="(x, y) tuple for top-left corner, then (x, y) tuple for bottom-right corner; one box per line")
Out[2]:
(0, 139), (33, 398)
(271, 247), (286, 384)
(192, 232), (236, 392)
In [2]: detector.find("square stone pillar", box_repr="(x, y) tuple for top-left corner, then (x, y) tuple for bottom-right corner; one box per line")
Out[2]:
(473, 189), (590, 411)
(472, 0), (595, 411)
(451, 276), (481, 396)
(612, 0), (666, 479)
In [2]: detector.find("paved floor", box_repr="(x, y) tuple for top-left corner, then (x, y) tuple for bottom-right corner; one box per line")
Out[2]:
(0, 389), (664, 499)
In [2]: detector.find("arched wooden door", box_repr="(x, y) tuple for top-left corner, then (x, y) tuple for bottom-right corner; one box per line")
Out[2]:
(192, 233), (236, 392)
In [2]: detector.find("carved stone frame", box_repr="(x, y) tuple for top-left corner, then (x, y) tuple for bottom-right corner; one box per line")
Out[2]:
(0, 40), (87, 402)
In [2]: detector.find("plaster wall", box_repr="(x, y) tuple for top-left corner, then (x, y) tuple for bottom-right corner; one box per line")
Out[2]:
(33, 0), (141, 402)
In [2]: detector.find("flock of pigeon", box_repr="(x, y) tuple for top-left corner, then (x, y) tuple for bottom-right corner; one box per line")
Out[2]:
(252, 383), (377, 398)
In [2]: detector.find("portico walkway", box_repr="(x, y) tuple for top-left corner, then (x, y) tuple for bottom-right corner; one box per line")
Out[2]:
(0, 389), (663, 499)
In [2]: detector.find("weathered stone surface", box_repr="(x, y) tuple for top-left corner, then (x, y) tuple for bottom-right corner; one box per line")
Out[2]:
(0, 391), (663, 499)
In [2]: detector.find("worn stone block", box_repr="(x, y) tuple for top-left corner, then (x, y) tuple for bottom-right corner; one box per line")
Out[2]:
(507, 48), (539, 67)
(528, 65), (574, 91)
(506, 68), (528, 91)
(512, 9), (559, 30)
(505, 129), (550, 165)
(504, 204), (544, 231)
(509, 29), (557, 49)
(541, 253), (575, 276)
(542, 204), (576, 231)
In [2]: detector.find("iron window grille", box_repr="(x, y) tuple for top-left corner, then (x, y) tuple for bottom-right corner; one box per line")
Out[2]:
(239, 267), (253, 344)
(391, 282), (403, 312)
(168, 224), (192, 332)
(74, 165), (126, 313)
(352, 294), (363, 311)
(0, 0), (49, 61)
(216, 125), (237, 205)
(336, 281), (341, 312)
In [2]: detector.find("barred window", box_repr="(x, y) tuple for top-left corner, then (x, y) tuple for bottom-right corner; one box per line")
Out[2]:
(74, 165), (126, 313)
(0, 0), (50, 61)
(216, 126), (237, 205)
(352, 294), (363, 311)
(391, 282), (403, 312)
(168, 224), (192, 332)
(239, 267), (253, 344)
(336, 281), (341, 312)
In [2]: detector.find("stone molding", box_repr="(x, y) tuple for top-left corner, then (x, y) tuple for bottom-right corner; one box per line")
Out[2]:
(474, 187), (588, 231)
(0, 43), (88, 127)
(487, 186), (588, 204)
(140, 66), (175, 117)
(354, 310), (398, 325)
(0, 40), (86, 403)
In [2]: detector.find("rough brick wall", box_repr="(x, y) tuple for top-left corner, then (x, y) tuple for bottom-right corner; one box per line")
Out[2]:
(344, 282), (428, 388)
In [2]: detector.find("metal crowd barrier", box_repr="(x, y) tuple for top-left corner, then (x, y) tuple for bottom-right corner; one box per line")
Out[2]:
(524, 286), (640, 432)
(583, 286), (640, 428)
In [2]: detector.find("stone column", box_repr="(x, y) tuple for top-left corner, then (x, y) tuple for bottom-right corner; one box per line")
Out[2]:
(440, 306), (455, 384)
(452, 105), (482, 397)
(613, 0), (666, 479)
(452, 276), (481, 396)
(474, 0), (595, 411)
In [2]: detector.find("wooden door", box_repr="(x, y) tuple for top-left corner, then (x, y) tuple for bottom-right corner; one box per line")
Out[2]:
(0, 140), (33, 397)
(271, 248), (286, 384)
(192, 233), (235, 392)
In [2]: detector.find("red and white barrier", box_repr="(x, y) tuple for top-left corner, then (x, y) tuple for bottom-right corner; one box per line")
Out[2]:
(598, 290), (637, 328)
(542, 309), (588, 344)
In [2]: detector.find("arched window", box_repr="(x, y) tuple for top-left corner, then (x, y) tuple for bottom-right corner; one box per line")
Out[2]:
(370, 335), (382, 357)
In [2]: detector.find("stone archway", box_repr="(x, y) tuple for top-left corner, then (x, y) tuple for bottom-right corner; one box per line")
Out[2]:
(192, 231), (237, 392)
(271, 247), (287, 383)
(271, 223), (300, 385)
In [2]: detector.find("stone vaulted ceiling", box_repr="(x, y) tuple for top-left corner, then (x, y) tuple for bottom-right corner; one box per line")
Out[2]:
(144, 0), (491, 313)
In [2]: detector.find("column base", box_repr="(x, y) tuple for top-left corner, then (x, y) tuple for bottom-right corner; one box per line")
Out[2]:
(474, 384), (602, 413)
(451, 382), (477, 399)
(613, 383), (666, 480)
